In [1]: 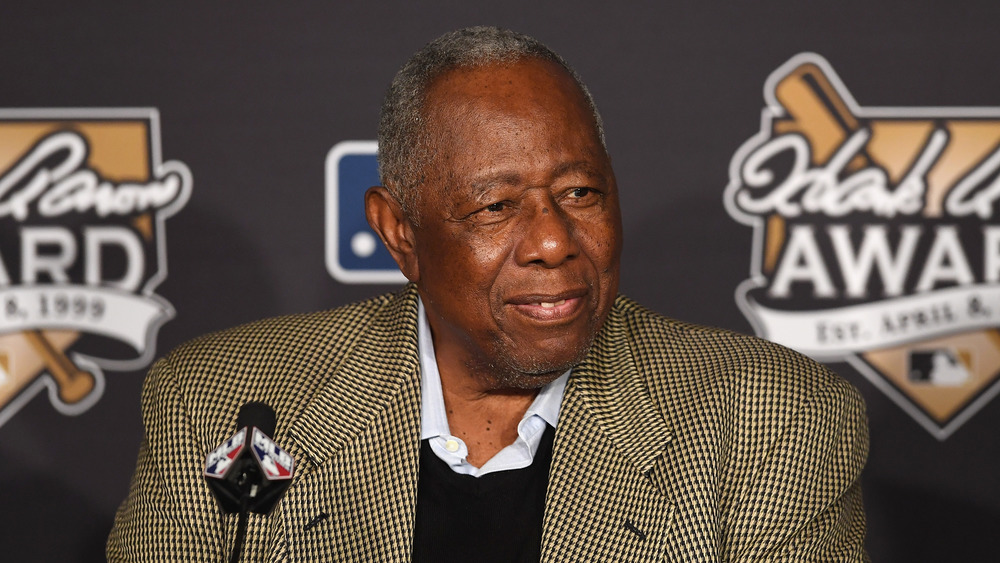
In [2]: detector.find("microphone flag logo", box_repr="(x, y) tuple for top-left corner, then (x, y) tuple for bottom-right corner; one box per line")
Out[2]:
(250, 427), (294, 479)
(205, 427), (247, 479)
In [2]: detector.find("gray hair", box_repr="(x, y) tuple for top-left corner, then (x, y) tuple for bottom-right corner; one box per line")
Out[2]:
(377, 26), (606, 218)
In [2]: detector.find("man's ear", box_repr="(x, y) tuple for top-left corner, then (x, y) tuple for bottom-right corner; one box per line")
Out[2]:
(365, 186), (419, 282)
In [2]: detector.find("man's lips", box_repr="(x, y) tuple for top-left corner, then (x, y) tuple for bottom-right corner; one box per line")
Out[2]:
(507, 290), (588, 322)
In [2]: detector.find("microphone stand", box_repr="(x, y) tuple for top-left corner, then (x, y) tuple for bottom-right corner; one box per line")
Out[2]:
(228, 467), (259, 562)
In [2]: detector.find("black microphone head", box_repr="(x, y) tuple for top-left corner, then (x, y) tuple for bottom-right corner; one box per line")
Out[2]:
(207, 400), (292, 515)
(236, 401), (276, 437)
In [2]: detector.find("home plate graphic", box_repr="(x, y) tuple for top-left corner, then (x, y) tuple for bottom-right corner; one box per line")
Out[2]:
(725, 53), (1000, 439)
(0, 108), (191, 427)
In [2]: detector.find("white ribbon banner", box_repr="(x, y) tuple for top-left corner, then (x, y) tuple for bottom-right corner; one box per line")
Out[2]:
(0, 285), (170, 352)
(742, 282), (1000, 360)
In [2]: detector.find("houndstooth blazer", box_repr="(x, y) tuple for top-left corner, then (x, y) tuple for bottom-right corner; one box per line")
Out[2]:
(107, 284), (869, 562)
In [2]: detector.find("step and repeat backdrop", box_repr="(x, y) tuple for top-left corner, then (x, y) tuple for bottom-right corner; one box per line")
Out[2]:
(2, 3), (998, 561)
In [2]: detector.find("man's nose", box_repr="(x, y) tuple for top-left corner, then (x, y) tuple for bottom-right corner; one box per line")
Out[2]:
(514, 201), (581, 267)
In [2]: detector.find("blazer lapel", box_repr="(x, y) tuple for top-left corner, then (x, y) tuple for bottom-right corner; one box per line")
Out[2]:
(542, 301), (674, 562)
(279, 286), (422, 562)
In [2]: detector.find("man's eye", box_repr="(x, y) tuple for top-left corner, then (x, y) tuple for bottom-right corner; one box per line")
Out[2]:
(569, 187), (598, 199)
(464, 200), (513, 223)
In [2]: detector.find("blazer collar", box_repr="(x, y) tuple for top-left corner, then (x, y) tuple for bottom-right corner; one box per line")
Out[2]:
(567, 297), (673, 474)
(541, 298), (674, 561)
(287, 285), (421, 470)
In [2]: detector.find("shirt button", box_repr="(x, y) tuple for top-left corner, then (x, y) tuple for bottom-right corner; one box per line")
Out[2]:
(444, 439), (460, 452)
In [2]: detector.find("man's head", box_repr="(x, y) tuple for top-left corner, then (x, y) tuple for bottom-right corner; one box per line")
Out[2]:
(377, 26), (607, 218)
(366, 27), (622, 391)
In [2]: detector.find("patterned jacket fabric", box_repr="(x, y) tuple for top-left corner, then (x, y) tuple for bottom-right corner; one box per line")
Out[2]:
(107, 284), (869, 562)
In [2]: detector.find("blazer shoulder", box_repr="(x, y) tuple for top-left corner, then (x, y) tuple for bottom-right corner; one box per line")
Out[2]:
(144, 288), (416, 435)
(612, 295), (864, 416)
(170, 290), (396, 364)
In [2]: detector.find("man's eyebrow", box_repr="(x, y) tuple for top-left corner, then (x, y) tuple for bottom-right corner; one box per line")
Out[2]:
(466, 161), (605, 197)
(551, 160), (604, 180)
(467, 172), (523, 198)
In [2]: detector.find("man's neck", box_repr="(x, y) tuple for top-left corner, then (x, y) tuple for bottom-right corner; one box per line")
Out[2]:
(437, 368), (540, 467)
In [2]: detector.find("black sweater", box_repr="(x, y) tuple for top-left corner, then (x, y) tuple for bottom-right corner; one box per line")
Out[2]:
(412, 425), (555, 563)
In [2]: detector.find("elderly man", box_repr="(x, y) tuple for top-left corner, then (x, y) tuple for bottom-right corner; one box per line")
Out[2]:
(108, 27), (869, 562)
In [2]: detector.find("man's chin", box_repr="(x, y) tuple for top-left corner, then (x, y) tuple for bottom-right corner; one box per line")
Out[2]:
(497, 369), (568, 391)
(486, 346), (590, 390)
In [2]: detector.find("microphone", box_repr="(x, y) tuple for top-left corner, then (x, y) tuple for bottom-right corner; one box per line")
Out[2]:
(204, 402), (295, 515)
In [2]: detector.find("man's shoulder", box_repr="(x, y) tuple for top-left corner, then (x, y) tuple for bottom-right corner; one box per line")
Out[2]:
(611, 294), (862, 413)
(612, 293), (816, 365)
(172, 290), (400, 361)
(149, 287), (417, 408)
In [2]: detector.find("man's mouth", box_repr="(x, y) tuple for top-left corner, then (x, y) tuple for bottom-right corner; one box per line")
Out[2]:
(509, 294), (585, 322)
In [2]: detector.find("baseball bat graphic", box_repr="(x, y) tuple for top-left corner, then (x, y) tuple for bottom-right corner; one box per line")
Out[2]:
(762, 63), (873, 273)
(774, 63), (866, 156)
(23, 329), (96, 404)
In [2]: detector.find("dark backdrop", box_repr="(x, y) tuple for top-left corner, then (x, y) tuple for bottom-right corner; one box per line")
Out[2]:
(1, 2), (997, 561)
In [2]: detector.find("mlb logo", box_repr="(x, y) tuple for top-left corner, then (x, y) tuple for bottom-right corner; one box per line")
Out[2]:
(250, 427), (294, 479)
(909, 349), (970, 387)
(325, 141), (407, 284)
(204, 427), (247, 478)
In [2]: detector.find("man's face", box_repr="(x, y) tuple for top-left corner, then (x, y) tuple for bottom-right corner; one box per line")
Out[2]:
(408, 58), (622, 389)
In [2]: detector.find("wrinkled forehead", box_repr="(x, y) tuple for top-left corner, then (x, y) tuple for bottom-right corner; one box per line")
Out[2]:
(420, 58), (603, 154)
